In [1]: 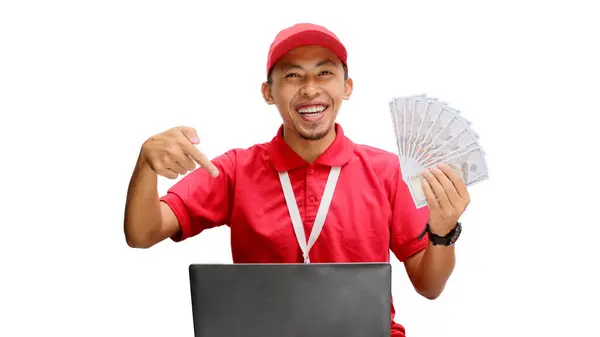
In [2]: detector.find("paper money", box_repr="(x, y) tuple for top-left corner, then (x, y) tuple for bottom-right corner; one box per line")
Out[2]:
(422, 128), (479, 167)
(435, 147), (489, 186)
(390, 94), (489, 208)
(404, 164), (465, 209)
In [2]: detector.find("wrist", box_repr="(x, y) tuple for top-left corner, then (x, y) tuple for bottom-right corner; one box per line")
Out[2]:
(429, 225), (454, 237)
(419, 222), (462, 246)
(136, 147), (152, 170)
(133, 150), (158, 184)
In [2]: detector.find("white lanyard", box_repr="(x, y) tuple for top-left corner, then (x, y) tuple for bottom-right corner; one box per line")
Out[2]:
(278, 166), (341, 263)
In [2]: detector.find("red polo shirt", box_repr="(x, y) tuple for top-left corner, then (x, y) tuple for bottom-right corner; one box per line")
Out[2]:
(160, 123), (430, 337)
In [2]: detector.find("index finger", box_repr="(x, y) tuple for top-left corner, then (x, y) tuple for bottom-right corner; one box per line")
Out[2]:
(179, 139), (220, 177)
(438, 163), (468, 199)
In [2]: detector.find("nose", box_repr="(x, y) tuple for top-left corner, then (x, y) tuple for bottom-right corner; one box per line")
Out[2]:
(299, 78), (321, 98)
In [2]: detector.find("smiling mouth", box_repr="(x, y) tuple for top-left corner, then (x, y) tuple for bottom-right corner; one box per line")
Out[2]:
(296, 104), (329, 121)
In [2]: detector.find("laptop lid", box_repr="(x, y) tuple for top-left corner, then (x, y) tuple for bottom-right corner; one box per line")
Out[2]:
(188, 262), (391, 337)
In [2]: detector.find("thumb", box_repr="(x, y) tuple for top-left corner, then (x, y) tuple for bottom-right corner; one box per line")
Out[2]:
(178, 126), (200, 144)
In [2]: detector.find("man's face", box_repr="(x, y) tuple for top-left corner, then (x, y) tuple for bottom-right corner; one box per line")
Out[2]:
(262, 45), (353, 141)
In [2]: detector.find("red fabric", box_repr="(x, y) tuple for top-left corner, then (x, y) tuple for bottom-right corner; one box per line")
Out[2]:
(266, 23), (348, 75)
(160, 124), (429, 336)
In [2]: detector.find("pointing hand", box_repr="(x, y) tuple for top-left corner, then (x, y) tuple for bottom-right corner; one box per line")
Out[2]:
(140, 126), (219, 179)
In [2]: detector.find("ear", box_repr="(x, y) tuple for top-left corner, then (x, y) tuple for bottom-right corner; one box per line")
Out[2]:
(261, 82), (275, 105)
(342, 77), (353, 100)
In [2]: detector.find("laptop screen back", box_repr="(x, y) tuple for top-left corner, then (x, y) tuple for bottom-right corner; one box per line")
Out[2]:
(188, 263), (391, 337)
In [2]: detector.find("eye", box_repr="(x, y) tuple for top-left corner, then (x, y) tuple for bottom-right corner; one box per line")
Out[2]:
(285, 73), (299, 78)
(319, 70), (333, 76)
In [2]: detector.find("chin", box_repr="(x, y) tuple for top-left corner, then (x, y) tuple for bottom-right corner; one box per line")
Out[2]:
(296, 122), (334, 141)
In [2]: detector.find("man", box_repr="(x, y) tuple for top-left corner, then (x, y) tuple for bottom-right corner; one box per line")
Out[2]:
(123, 23), (470, 337)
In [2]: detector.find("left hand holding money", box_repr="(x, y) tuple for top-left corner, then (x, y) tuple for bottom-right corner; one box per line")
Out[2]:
(421, 163), (471, 236)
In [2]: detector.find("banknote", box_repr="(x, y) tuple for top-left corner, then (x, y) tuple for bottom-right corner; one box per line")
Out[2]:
(407, 98), (446, 159)
(390, 93), (489, 208)
(390, 94), (430, 168)
(421, 127), (479, 167)
(430, 147), (489, 187)
(404, 163), (466, 209)
(390, 94), (426, 157)
(413, 106), (462, 163)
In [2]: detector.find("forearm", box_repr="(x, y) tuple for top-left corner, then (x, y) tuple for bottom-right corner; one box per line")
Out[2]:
(123, 153), (162, 248)
(411, 242), (456, 299)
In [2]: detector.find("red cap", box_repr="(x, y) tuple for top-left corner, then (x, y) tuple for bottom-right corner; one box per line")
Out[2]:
(266, 23), (348, 76)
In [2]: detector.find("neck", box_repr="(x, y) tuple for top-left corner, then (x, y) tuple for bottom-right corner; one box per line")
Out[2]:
(283, 126), (336, 163)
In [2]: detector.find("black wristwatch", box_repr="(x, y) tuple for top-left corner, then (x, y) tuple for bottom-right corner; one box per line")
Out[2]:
(418, 222), (462, 246)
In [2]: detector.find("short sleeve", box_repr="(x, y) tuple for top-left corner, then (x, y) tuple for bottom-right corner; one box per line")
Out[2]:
(160, 151), (236, 242)
(389, 161), (430, 262)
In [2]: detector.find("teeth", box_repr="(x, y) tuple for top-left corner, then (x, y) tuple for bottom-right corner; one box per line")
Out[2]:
(298, 105), (326, 114)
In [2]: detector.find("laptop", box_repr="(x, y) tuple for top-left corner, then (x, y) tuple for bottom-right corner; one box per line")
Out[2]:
(188, 262), (391, 337)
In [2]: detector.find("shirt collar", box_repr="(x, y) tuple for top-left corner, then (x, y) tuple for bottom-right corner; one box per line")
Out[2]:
(267, 123), (354, 172)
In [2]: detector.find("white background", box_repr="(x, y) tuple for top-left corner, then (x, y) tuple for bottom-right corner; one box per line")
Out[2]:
(1, 1), (598, 336)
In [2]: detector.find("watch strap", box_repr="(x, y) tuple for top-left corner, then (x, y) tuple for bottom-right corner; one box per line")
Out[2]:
(418, 222), (462, 246)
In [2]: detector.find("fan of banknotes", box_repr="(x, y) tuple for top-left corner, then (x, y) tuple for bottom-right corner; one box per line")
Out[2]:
(389, 94), (489, 208)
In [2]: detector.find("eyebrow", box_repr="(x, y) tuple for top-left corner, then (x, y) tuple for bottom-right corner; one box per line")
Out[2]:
(279, 59), (337, 71)
(316, 59), (336, 67)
